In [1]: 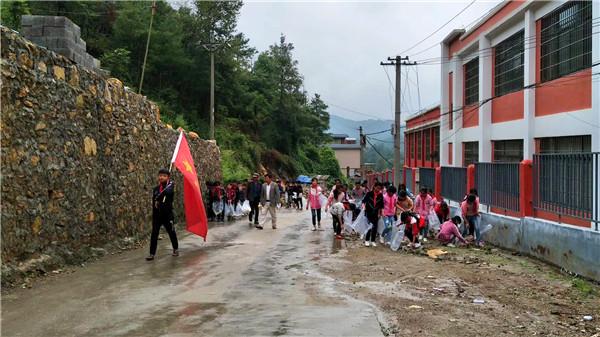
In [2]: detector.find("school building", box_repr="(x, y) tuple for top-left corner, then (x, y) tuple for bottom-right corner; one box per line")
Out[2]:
(369, 0), (600, 280)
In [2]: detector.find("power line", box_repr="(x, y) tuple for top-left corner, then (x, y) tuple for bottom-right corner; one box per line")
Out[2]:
(328, 103), (387, 120)
(398, 0), (477, 55)
(415, 66), (422, 112)
(365, 136), (393, 166)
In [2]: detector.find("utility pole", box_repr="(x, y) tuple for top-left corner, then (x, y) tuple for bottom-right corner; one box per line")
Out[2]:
(381, 56), (416, 187)
(138, 1), (157, 94)
(201, 38), (229, 140)
(359, 126), (365, 179)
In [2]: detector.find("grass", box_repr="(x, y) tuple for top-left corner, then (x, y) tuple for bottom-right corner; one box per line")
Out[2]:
(571, 277), (597, 297)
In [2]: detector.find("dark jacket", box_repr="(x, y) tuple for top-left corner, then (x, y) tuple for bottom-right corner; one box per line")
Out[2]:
(247, 181), (262, 201)
(364, 190), (384, 218)
(153, 181), (174, 222)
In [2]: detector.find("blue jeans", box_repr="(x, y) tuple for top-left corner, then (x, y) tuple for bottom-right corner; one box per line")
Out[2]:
(382, 216), (395, 242)
(464, 215), (481, 243)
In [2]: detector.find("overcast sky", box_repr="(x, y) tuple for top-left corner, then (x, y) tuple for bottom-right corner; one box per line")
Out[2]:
(236, 0), (502, 122)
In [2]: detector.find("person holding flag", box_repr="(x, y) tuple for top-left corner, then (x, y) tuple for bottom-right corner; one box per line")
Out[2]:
(146, 168), (179, 261)
(146, 131), (208, 261)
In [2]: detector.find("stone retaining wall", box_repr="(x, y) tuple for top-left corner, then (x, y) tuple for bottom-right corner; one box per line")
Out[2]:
(1, 27), (222, 285)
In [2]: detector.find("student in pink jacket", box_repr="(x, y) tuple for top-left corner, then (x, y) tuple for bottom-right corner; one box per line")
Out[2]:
(380, 186), (398, 244)
(437, 216), (466, 245)
(414, 187), (434, 241)
(306, 178), (323, 231)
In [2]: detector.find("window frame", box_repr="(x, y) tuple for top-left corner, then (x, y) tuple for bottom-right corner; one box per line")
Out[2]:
(494, 30), (524, 97)
(464, 57), (479, 106)
(493, 139), (524, 163)
(463, 141), (479, 166)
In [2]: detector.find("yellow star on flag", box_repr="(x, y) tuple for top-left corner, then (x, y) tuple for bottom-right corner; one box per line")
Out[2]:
(183, 160), (193, 173)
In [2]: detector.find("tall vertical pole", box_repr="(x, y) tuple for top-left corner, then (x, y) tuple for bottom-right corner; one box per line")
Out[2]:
(139, 1), (156, 95)
(210, 50), (215, 140)
(359, 126), (364, 179)
(381, 56), (416, 187)
(394, 56), (402, 187)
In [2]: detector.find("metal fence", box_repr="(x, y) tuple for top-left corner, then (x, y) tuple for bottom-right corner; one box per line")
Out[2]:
(533, 152), (599, 230)
(441, 166), (467, 202)
(476, 162), (520, 212)
(405, 168), (414, 193)
(419, 168), (436, 192)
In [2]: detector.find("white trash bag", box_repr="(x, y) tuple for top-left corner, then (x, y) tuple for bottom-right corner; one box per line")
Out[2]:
(480, 223), (493, 235)
(319, 194), (328, 209)
(232, 202), (244, 217)
(241, 200), (251, 214)
(224, 203), (234, 218)
(428, 211), (441, 231)
(377, 217), (385, 234)
(212, 201), (224, 215)
(351, 209), (372, 236)
(343, 211), (354, 234)
(390, 223), (406, 251)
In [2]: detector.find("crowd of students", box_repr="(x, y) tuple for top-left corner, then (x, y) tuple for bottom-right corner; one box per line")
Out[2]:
(205, 174), (484, 250)
(320, 179), (484, 249)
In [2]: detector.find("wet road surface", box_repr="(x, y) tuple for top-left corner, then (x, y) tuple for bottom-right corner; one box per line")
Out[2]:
(2, 209), (384, 337)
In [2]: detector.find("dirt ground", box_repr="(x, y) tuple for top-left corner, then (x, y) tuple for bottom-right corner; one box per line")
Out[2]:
(321, 237), (600, 337)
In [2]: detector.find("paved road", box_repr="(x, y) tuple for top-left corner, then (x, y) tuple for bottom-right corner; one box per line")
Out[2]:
(2, 209), (384, 337)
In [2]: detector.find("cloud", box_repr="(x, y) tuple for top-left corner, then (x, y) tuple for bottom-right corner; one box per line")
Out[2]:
(237, 1), (501, 121)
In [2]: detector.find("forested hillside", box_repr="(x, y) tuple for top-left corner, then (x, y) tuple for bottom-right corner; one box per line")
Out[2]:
(1, 0), (342, 181)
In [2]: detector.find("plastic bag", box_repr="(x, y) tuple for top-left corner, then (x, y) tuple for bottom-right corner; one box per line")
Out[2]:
(351, 209), (372, 236)
(241, 200), (251, 214)
(480, 224), (493, 235)
(390, 223), (406, 251)
(319, 194), (328, 209)
(428, 211), (441, 231)
(212, 201), (223, 215)
(224, 203), (234, 218)
(232, 202), (244, 217)
(343, 211), (354, 233)
(377, 217), (385, 234)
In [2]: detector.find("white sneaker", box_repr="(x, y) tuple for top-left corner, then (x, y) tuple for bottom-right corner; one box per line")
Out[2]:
(422, 237), (428, 243)
(419, 235), (424, 241)
(364, 241), (371, 247)
(379, 237), (385, 244)
(371, 242), (377, 247)
(414, 243), (422, 248)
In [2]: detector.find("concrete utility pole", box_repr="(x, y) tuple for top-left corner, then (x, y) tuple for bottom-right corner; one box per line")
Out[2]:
(201, 39), (229, 140)
(359, 126), (365, 179)
(380, 56), (416, 187)
(139, 1), (157, 94)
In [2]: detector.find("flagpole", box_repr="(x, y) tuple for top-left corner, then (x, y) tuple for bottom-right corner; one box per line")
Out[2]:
(170, 131), (184, 172)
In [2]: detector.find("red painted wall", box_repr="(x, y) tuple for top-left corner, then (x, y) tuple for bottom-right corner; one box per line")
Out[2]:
(492, 90), (524, 123)
(448, 143), (453, 165)
(535, 69), (592, 116)
(406, 107), (441, 129)
(462, 104), (479, 128)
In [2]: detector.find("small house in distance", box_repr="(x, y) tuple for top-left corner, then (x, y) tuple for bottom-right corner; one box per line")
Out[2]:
(329, 134), (361, 179)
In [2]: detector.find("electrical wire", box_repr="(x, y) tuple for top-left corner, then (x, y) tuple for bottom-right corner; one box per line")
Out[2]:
(398, 0), (477, 55)
(365, 136), (393, 166)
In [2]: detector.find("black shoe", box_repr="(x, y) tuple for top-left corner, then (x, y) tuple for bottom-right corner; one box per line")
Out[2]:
(145, 255), (155, 261)
(255, 224), (263, 230)
(172, 249), (179, 257)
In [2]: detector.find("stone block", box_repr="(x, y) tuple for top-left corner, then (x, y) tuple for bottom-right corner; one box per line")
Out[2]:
(21, 15), (45, 27)
(22, 26), (43, 38)
(43, 16), (66, 27)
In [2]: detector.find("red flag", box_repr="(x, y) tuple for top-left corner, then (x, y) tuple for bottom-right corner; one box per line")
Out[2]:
(171, 132), (208, 240)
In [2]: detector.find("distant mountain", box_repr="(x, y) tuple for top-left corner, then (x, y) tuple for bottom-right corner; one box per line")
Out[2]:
(328, 114), (403, 172)
(328, 114), (394, 141)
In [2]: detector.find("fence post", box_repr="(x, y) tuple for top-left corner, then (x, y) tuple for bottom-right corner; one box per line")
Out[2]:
(467, 164), (476, 194)
(435, 167), (442, 200)
(520, 159), (533, 217)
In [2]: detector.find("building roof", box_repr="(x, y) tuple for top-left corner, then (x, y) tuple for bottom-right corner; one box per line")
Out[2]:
(405, 104), (441, 122)
(330, 133), (349, 139)
(442, 29), (466, 44)
(330, 143), (361, 150)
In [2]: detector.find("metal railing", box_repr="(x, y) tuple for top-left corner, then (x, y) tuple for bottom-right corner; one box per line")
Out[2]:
(419, 168), (436, 192)
(405, 168), (414, 193)
(476, 162), (520, 212)
(533, 152), (599, 230)
(441, 166), (467, 202)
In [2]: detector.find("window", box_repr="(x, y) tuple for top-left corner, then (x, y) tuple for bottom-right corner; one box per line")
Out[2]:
(416, 132), (422, 161)
(538, 135), (591, 153)
(540, 1), (592, 82)
(494, 30), (524, 96)
(493, 140), (523, 162)
(464, 58), (479, 106)
(448, 143), (453, 165)
(463, 142), (479, 166)
(410, 133), (415, 159)
(433, 127), (440, 162)
(424, 129), (431, 162)
(448, 72), (454, 130)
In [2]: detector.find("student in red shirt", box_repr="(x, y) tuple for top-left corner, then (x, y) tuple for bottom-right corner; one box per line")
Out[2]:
(461, 194), (482, 246)
(400, 211), (425, 248)
(435, 200), (450, 224)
